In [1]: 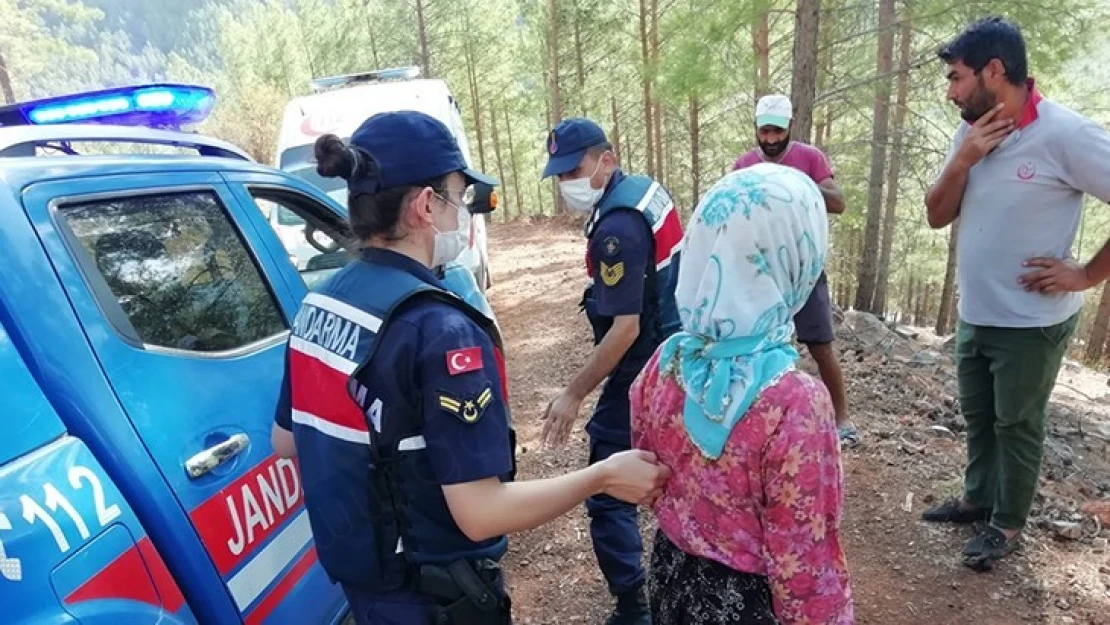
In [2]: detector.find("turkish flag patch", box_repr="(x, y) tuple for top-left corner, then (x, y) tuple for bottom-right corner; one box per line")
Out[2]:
(446, 347), (484, 376)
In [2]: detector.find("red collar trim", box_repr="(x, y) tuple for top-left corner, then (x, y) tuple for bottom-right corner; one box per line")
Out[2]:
(1016, 78), (1042, 130)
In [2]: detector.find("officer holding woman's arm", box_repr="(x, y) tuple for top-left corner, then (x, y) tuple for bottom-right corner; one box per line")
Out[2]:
(270, 111), (669, 625)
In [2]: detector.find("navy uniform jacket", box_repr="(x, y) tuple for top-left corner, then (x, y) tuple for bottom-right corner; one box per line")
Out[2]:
(583, 169), (682, 445)
(275, 248), (512, 589)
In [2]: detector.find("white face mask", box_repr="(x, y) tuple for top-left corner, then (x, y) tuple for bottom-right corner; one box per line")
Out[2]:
(432, 198), (470, 267)
(559, 158), (606, 213)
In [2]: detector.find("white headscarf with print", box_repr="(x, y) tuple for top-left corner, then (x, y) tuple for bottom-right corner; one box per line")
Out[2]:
(658, 162), (829, 459)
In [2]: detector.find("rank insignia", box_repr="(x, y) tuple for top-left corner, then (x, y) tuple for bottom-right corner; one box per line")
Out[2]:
(603, 236), (620, 257)
(599, 261), (625, 286)
(437, 384), (495, 424)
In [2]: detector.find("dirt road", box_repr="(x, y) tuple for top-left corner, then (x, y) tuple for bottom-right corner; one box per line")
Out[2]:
(486, 218), (1110, 625)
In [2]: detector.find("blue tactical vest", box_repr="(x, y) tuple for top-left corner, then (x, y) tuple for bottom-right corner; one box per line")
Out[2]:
(585, 173), (683, 352)
(288, 254), (514, 593)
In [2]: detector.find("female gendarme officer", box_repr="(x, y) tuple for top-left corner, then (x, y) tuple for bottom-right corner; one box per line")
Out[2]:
(269, 111), (669, 625)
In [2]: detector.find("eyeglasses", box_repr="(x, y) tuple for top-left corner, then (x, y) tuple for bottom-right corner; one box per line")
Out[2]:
(433, 184), (476, 208)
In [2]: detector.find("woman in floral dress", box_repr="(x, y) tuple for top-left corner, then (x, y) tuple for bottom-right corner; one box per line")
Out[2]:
(631, 162), (854, 624)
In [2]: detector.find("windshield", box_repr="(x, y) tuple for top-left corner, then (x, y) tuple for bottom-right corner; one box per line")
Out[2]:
(280, 143), (349, 197)
(287, 164), (348, 196)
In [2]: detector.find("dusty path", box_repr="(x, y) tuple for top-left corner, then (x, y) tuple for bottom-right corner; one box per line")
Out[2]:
(485, 218), (1110, 625)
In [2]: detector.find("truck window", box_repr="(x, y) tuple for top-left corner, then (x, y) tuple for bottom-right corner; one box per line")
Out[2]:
(60, 191), (287, 352)
(249, 189), (354, 291)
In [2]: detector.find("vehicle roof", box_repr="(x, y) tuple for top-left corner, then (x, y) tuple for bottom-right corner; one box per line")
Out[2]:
(276, 78), (459, 160)
(0, 123), (252, 160)
(0, 154), (279, 192)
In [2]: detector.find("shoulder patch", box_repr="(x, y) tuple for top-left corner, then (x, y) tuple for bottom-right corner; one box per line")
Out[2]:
(599, 260), (625, 287)
(446, 347), (483, 376)
(602, 236), (620, 257)
(437, 384), (495, 424)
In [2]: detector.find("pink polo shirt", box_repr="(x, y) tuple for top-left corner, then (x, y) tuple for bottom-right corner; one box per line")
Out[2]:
(732, 141), (835, 184)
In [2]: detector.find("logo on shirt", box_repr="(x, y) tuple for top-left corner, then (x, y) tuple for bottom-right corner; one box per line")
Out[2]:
(599, 260), (625, 287)
(603, 236), (620, 257)
(1017, 161), (1036, 181)
(446, 347), (484, 375)
(438, 384), (495, 424)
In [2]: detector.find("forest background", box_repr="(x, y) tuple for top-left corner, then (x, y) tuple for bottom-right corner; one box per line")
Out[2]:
(5, 0), (1110, 362)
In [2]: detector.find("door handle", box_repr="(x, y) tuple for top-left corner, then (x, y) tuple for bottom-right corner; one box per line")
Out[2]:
(185, 434), (249, 479)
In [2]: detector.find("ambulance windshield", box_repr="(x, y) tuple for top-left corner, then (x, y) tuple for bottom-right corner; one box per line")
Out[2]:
(279, 143), (347, 195)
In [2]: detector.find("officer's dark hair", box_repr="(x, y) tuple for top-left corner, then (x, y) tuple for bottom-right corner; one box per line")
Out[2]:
(937, 16), (1028, 86)
(586, 142), (614, 158)
(314, 133), (448, 241)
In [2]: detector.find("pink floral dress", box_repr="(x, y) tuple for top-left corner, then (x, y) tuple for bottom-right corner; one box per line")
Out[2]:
(631, 351), (854, 625)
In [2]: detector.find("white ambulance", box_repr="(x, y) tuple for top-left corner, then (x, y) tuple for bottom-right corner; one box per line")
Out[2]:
(272, 67), (490, 290)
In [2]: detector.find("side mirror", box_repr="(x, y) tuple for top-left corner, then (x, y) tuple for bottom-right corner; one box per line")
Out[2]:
(468, 182), (498, 215)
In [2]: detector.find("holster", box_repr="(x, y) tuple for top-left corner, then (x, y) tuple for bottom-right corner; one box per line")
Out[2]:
(579, 285), (611, 346)
(417, 559), (511, 625)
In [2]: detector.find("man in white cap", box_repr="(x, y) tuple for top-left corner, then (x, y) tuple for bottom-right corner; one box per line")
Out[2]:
(733, 93), (857, 446)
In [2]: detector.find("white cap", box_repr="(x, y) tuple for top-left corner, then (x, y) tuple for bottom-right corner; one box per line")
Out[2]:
(755, 94), (793, 129)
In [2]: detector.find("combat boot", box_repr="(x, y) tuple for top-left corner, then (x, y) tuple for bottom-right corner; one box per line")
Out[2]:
(604, 585), (650, 625)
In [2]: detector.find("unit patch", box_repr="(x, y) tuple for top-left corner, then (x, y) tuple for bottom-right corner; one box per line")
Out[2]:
(603, 236), (620, 257)
(437, 384), (495, 424)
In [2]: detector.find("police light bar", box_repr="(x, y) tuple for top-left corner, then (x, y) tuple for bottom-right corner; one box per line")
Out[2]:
(310, 66), (422, 93)
(0, 84), (216, 130)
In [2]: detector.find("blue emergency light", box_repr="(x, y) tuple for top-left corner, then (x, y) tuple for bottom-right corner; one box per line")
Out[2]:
(0, 84), (216, 129)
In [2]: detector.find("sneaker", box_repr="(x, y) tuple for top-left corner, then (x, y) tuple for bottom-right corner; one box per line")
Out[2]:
(962, 525), (1020, 572)
(605, 585), (651, 625)
(921, 498), (991, 524)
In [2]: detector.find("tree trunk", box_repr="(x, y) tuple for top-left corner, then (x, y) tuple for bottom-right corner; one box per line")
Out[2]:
(0, 48), (15, 104)
(873, 15), (912, 316)
(547, 0), (562, 214)
(489, 102), (507, 220)
(650, 0), (663, 181)
(463, 34), (486, 172)
(840, 229), (857, 307)
(611, 96), (623, 164)
(547, 0), (563, 122)
(654, 103), (665, 185)
(752, 6), (770, 100)
(573, 1), (586, 116)
(362, 1), (381, 68)
(935, 220), (960, 335)
(690, 94), (701, 210)
(504, 107), (523, 220)
(905, 273), (915, 322)
(790, 0), (820, 144)
(853, 0), (896, 313)
(813, 11), (832, 150)
(914, 283), (928, 327)
(639, 0), (655, 176)
(415, 0), (431, 77)
(1086, 285), (1110, 365)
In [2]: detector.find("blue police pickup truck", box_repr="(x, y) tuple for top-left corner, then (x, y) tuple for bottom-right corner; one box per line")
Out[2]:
(0, 83), (497, 624)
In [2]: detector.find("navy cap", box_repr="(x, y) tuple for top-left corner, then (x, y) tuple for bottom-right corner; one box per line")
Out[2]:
(542, 117), (608, 178)
(347, 110), (497, 197)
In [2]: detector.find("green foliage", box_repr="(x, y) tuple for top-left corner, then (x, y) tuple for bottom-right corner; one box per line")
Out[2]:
(5, 0), (1110, 336)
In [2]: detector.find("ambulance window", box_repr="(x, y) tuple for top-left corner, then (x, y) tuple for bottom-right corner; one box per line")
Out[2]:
(248, 189), (354, 292)
(61, 191), (287, 352)
(279, 144), (346, 194)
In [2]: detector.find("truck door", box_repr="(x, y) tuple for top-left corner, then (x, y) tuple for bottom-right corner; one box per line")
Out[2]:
(21, 173), (346, 625)
(0, 316), (196, 625)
